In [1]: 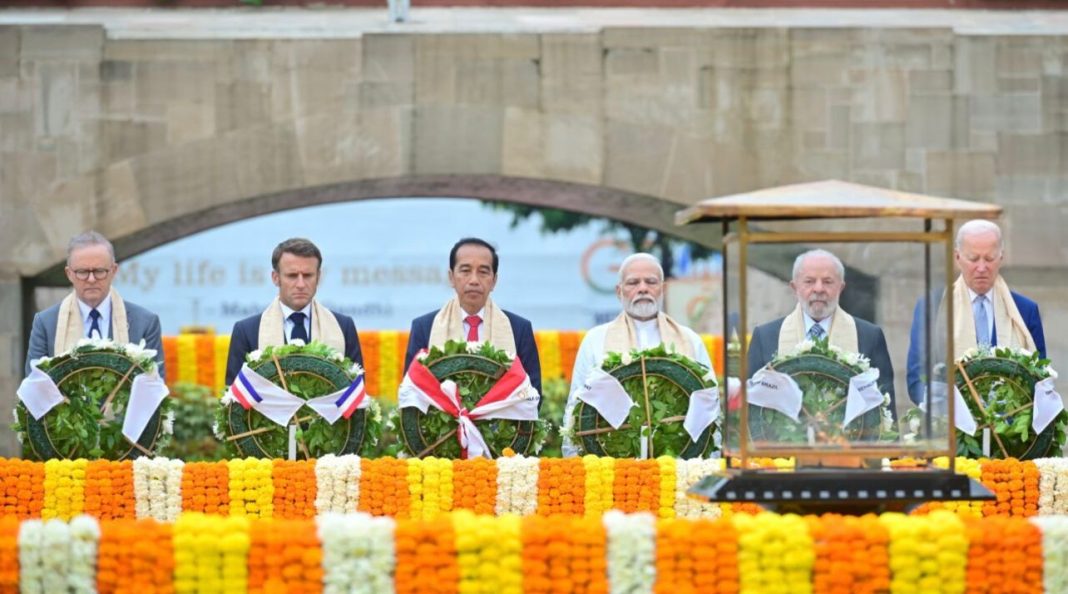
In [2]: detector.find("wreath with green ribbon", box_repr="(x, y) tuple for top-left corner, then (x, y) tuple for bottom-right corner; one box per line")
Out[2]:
(952, 347), (1063, 460)
(746, 338), (895, 444)
(215, 341), (380, 459)
(14, 340), (172, 460)
(566, 344), (719, 459)
(394, 340), (549, 458)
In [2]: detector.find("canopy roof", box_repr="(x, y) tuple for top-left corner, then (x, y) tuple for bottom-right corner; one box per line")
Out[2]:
(675, 180), (1002, 225)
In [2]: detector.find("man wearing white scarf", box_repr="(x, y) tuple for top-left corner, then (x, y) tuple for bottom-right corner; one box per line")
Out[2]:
(906, 220), (1046, 404)
(748, 249), (897, 413)
(24, 231), (164, 376)
(225, 238), (363, 384)
(403, 237), (542, 397)
(562, 253), (713, 455)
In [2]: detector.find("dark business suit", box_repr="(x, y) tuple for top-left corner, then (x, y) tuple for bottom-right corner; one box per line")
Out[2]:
(25, 299), (164, 378)
(748, 314), (897, 416)
(225, 309), (363, 385)
(906, 290), (1046, 404)
(403, 309), (542, 398)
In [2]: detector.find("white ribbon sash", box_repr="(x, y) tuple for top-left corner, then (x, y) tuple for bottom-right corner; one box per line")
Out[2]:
(17, 365), (66, 420)
(575, 368), (635, 429)
(747, 368), (803, 422)
(122, 370), (171, 442)
(305, 376), (371, 425)
(683, 386), (720, 442)
(842, 367), (884, 427)
(1033, 377), (1064, 434)
(230, 364), (305, 426)
(925, 381), (978, 436)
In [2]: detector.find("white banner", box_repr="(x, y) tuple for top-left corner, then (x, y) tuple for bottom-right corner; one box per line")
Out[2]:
(16, 365), (65, 420)
(122, 369), (171, 442)
(926, 381), (978, 436)
(1033, 377), (1064, 434)
(575, 368), (634, 429)
(230, 364), (305, 426)
(842, 367), (883, 427)
(683, 386), (720, 442)
(747, 368), (803, 422)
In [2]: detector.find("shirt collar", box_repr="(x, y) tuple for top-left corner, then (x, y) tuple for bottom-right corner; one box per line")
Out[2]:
(966, 286), (993, 303)
(802, 311), (830, 333)
(279, 302), (312, 320)
(77, 294), (112, 321)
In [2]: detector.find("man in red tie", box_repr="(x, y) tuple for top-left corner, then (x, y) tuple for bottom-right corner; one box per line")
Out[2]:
(403, 237), (542, 398)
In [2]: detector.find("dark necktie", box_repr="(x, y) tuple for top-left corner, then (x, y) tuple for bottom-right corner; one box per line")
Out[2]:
(465, 315), (482, 342)
(290, 312), (309, 343)
(88, 308), (102, 339)
(808, 323), (825, 341)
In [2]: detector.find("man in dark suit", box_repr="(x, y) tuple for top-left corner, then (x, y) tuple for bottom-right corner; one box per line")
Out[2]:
(25, 231), (164, 376)
(906, 220), (1046, 404)
(748, 249), (896, 414)
(403, 237), (542, 397)
(225, 238), (363, 385)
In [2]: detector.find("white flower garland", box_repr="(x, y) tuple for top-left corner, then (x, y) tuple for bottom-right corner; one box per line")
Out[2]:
(317, 513), (396, 594)
(18, 519), (44, 594)
(40, 519), (70, 594)
(603, 510), (657, 594)
(496, 455), (539, 516)
(1035, 457), (1068, 515)
(1031, 516), (1068, 593)
(673, 458), (723, 519)
(67, 516), (100, 594)
(133, 457), (184, 522)
(315, 455), (362, 514)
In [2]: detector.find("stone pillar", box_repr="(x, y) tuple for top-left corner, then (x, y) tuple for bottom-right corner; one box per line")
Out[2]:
(0, 272), (23, 457)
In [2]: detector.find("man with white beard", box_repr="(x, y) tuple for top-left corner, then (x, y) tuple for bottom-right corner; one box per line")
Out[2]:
(747, 249), (896, 412)
(562, 253), (712, 455)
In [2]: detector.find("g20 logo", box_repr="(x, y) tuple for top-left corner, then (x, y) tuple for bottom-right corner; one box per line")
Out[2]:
(580, 238), (631, 295)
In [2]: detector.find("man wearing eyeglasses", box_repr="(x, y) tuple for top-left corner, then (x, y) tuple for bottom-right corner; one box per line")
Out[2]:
(24, 231), (164, 376)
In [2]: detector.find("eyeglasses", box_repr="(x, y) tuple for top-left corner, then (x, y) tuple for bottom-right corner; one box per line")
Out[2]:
(71, 268), (112, 281)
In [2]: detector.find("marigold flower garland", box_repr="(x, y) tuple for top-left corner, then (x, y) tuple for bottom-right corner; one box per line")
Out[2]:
(359, 457), (410, 518)
(496, 455), (539, 516)
(806, 514), (889, 594)
(453, 510), (523, 594)
(603, 511), (656, 594)
(655, 457), (676, 519)
(734, 512), (815, 594)
(377, 330), (401, 401)
(176, 335), (198, 385)
(0, 458), (44, 519)
(228, 458), (274, 518)
(452, 457), (496, 515)
(537, 458), (585, 516)
(271, 460), (317, 519)
(247, 517), (323, 594)
(173, 513), (250, 594)
(412, 458), (456, 520)
(880, 510), (967, 594)
(963, 515), (1042, 594)
(195, 335), (215, 391)
(393, 516), (460, 594)
(535, 331), (563, 381)
(85, 460), (135, 520)
(520, 515), (609, 594)
(133, 457), (184, 522)
(981, 458), (1040, 517)
(213, 335), (230, 394)
(314, 455), (361, 515)
(654, 517), (739, 594)
(1032, 457), (1068, 515)
(1030, 516), (1068, 593)
(96, 518), (174, 594)
(317, 512), (395, 594)
(180, 461), (230, 516)
(611, 460), (660, 515)
(0, 516), (18, 594)
(582, 455), (615, 518)
(42, 459), (87, 521)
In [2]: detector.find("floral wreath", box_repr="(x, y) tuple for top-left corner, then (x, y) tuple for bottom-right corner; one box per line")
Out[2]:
(14, 338), (173, 460)
(745, 336), (896, 444)
(390, 340), (549, 458)
(907, 346), (1064, 460)
(215, 340), (381, 459)
(564, 344), (720, 459)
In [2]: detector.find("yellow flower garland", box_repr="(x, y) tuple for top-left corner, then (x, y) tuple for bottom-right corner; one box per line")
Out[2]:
(417, 457), (455, 519)
(212, 335), (230, 394)
(534, 331), (562, 381)
(176, 335), (198, 385)
(734, 512), (814, 594)
(174, 513), (250, 594)
(656, 456), (677, 519)
(453, 510), (522, 594)
(582, 455), (615, 517)
(227, 458), (274, 518)
(378, 330), (400, 401)
(42, 459), (87, 521)
(880, 510), (967, 594)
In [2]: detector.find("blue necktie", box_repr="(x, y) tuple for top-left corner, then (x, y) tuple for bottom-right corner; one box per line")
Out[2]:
(974, 295), (990, 347)
(290, 312), (309, 343)
(88, 309), (102, 339)
(808, 323), (825, 341)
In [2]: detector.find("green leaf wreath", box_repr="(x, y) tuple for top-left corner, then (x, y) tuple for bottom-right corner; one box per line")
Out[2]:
(215, 340), (381, 459)
(565, 344), (719, 459)
(14, 338), (173, 460)
(906, 346), (1065, 460)
(392, 340), (549, 458)
(744, 337), (897, 445)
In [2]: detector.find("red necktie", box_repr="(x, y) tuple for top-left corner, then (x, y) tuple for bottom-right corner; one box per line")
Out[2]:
(465, 315), (482, 342)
